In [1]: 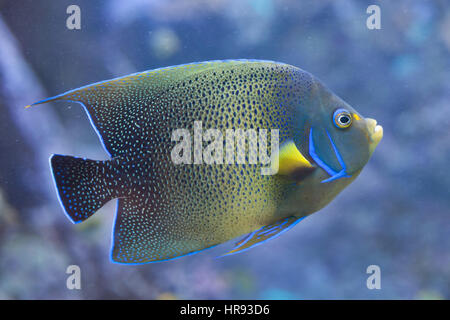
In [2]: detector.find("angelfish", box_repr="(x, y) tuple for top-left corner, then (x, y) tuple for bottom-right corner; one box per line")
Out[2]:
(27, 60), (383, 264)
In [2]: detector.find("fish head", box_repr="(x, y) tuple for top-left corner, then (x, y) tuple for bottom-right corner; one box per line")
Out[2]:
(293, 77), (383, 181)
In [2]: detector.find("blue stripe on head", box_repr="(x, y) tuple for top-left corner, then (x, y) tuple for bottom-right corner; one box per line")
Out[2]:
(309, 128), (338, 177)
(308, 128), (350, 183)
(325, 130), (346, 169)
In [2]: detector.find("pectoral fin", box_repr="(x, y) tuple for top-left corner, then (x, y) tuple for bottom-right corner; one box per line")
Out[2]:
(273, 140), (316, 180)
(220, 216), (305, 257)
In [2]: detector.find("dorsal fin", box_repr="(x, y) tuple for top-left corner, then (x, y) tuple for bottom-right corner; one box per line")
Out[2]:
(25, 60), (279, 157)
(26, 62), (220, 157)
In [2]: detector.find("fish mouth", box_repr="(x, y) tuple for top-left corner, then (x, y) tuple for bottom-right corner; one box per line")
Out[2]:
(366, 118), (383, 154)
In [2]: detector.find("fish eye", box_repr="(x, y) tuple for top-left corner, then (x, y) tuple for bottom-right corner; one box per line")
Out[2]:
(333, 109), (352, 129)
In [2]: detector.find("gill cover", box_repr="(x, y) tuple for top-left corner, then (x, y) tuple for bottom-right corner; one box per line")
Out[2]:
(309, 128), (350, 183)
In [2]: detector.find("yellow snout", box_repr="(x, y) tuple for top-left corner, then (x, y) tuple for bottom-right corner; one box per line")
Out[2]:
(366, 118), (383, 154)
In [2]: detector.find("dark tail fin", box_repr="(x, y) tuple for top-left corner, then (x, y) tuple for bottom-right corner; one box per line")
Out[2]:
(50, 154), (121, 223)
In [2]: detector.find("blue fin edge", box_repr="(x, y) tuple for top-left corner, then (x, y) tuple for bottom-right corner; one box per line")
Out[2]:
(217, 216), (306, 258)
(109, 199), (218, 265)
(48, 154), (80, 225)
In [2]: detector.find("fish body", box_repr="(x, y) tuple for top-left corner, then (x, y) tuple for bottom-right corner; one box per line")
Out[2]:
(29, 60), (383, 263)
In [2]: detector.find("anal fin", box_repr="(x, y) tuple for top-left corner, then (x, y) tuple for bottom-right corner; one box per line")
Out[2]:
(220, 216), (305, 257)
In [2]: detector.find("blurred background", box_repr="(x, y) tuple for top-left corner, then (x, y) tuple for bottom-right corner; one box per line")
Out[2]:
(0, 0), (449, 299)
